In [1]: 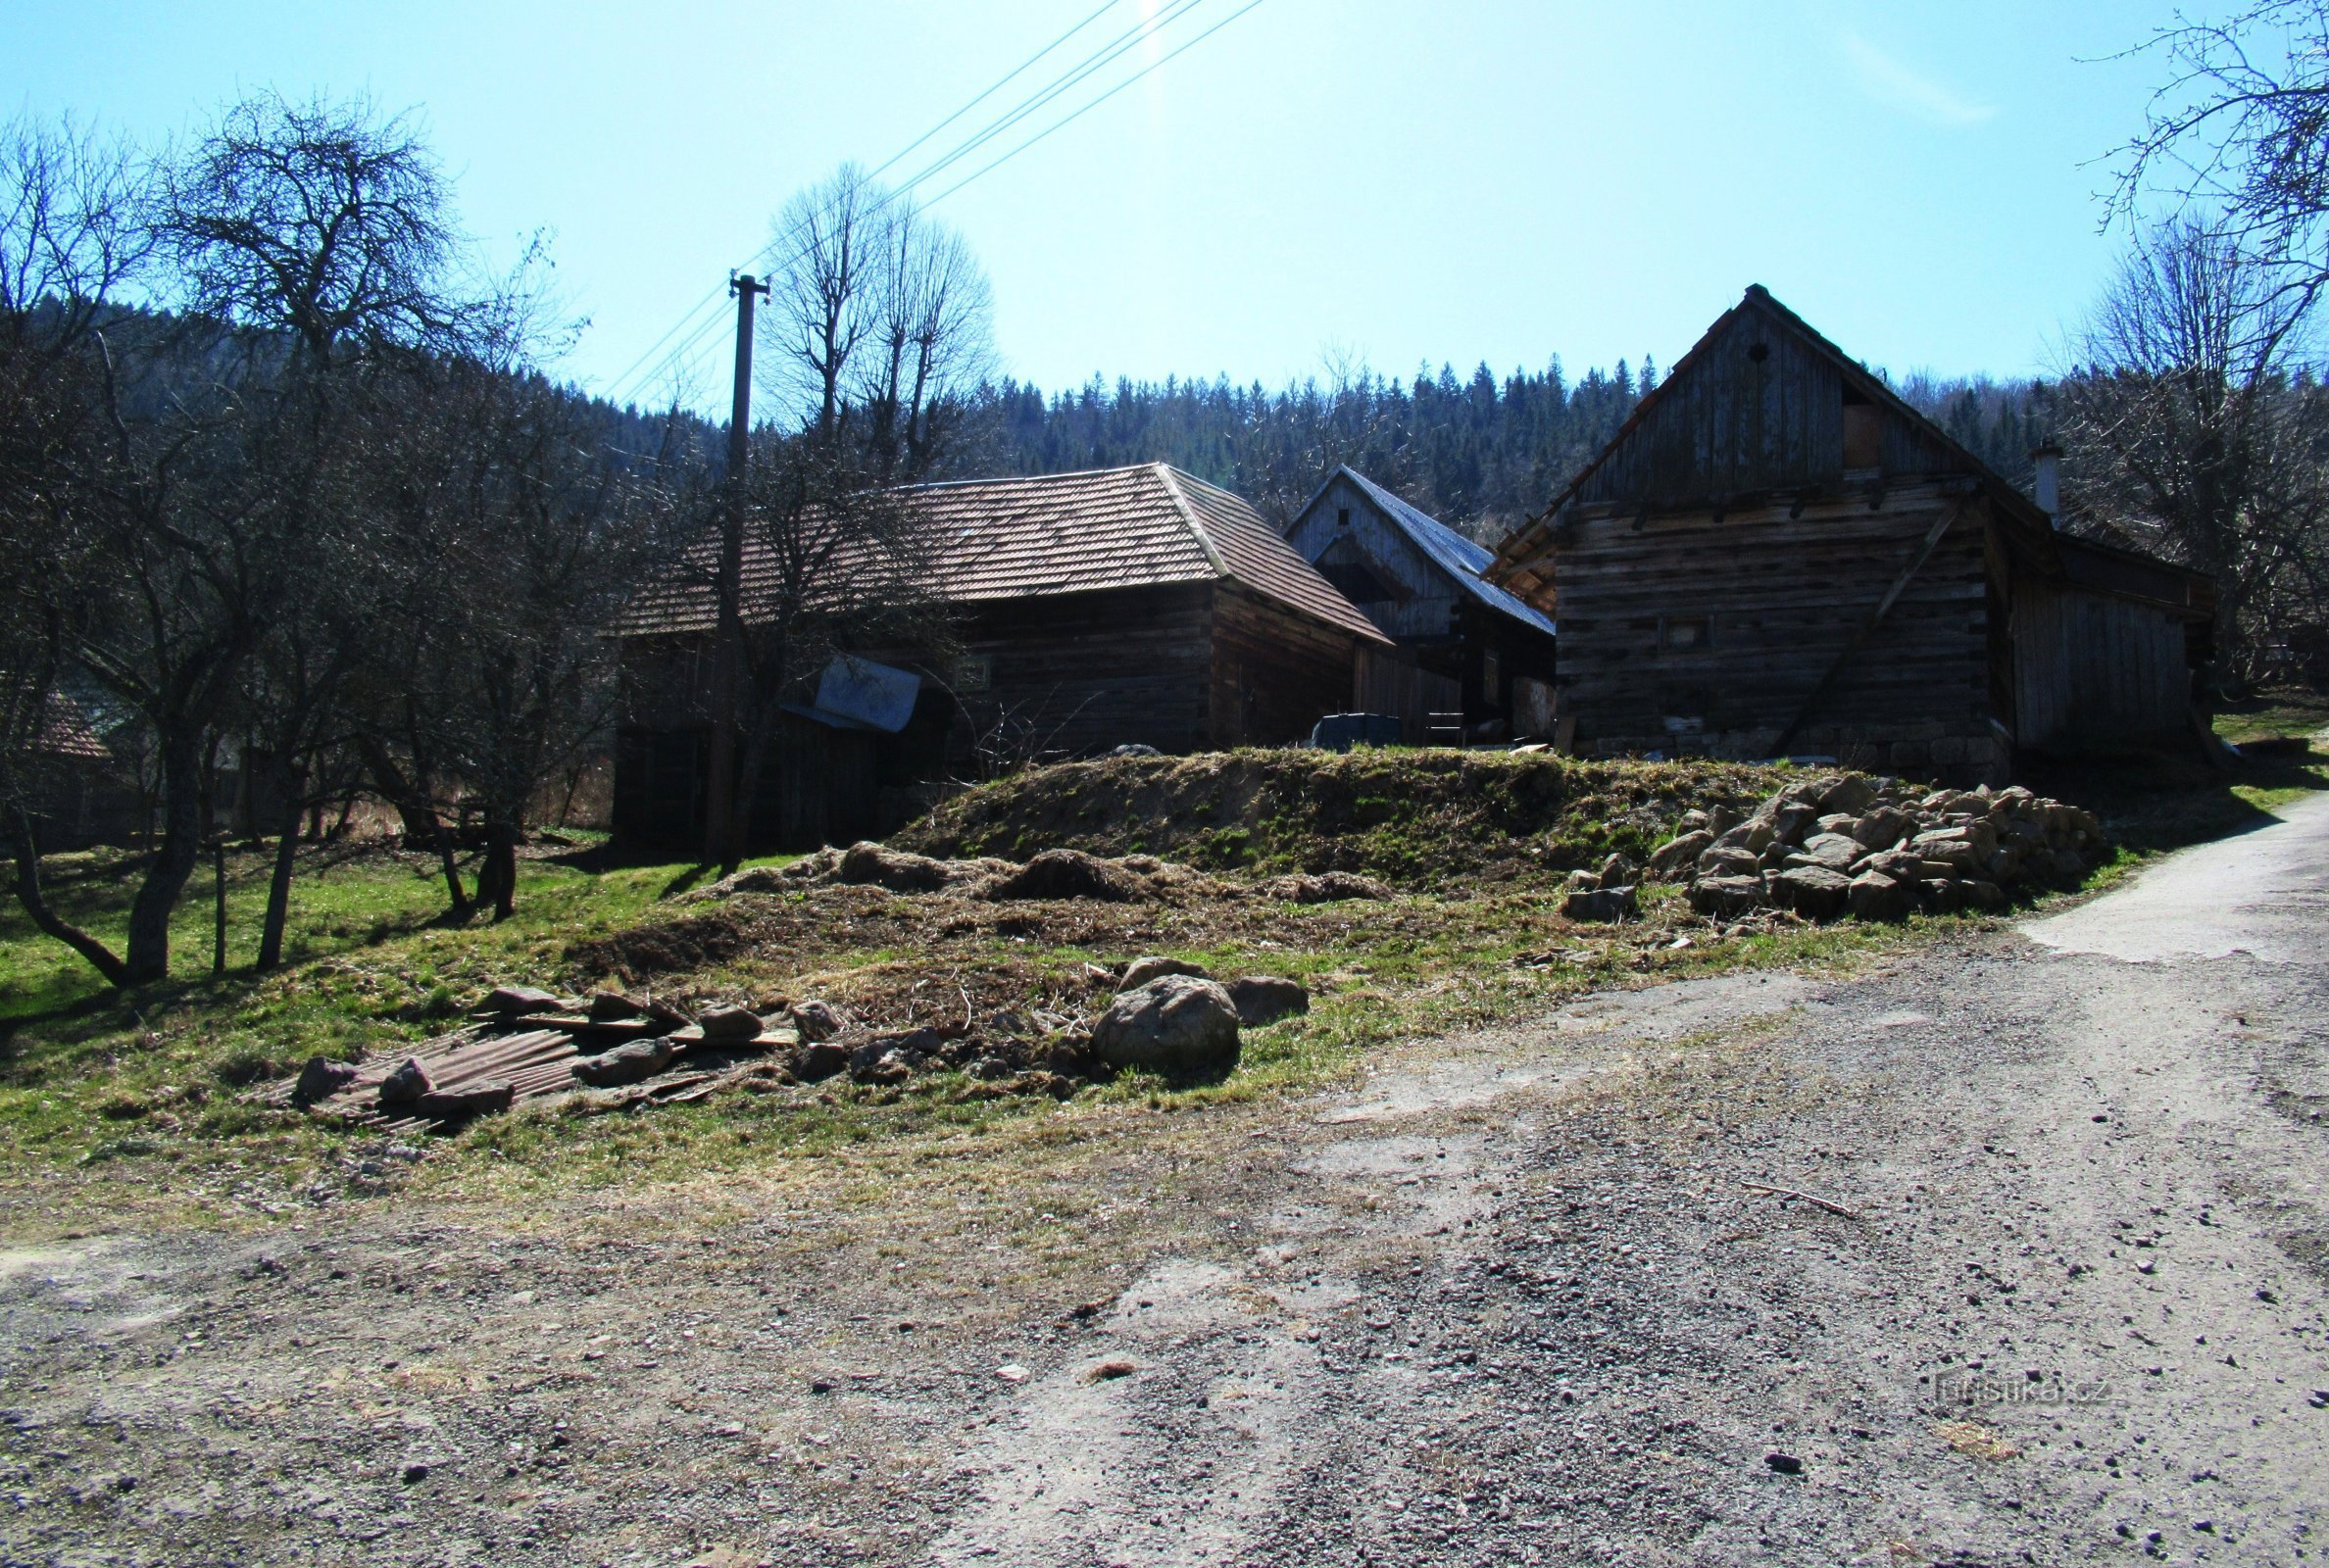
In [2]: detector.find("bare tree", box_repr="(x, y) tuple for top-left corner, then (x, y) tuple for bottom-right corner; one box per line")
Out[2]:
(762, 164), (995, 470)
(161, 92), (472, 368)
(855, 205), (994, 471)
(2058, 217), (2329, 682)
(686, 427), (952, 867)
(0, 115), (151, 986)
(767, 164), (878, 436)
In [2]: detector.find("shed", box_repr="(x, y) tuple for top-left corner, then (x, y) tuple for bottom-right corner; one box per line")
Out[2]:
(611, 464), (1391, 851)
(1285, 466), (1561, 743)
(1484, 285), (2215, 781)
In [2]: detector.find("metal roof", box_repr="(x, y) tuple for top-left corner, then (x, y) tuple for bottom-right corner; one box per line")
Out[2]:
(619, 464), (1389, 645)
(1319, 467), (1560, 638)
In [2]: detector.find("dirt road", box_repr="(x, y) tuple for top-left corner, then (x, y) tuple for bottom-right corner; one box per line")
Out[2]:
(5, 798), (2327, 1566)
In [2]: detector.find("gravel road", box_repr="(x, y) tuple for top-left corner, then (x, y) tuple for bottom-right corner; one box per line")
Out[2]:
(5, 797), (2327, 1566)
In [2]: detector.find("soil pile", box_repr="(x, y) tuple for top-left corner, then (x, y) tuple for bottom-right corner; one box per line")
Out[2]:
(897, 750), (1780, 889)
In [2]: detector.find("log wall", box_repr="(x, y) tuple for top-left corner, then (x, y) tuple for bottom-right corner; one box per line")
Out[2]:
(1210, 585), (1366, 747)
(1556, 482), (2005, 779)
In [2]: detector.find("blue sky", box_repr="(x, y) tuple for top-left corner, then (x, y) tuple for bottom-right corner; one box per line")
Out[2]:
(5, 1), (2196, 408)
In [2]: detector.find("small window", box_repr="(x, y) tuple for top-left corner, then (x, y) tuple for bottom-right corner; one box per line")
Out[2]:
(1661, 615), (1710, 651)
(1842, 390), (1881, 471)
(1481, 649), (1502, 703)
(1336, 507), (1352, 527)
(956, 654), (993, 692)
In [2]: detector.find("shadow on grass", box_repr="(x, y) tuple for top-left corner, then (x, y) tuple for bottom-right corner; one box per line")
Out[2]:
(2022, 742), (2329, 858)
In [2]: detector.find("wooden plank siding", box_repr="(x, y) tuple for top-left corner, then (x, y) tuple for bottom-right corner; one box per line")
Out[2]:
(1555, 483), (2003, 775)
(2012, 585), (2193, 751)
(1572, 313), (1960, 509)
(950, 584), (1215, 761)
(1210, 584), (1366, 747)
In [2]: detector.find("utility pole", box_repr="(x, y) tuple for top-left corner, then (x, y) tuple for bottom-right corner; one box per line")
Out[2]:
(703, 271), (768, 871)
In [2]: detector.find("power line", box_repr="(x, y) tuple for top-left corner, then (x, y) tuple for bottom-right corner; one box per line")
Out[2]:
(610, 0), (1216, 407)
(600, 0), (1147, 406)
(614, 0), (1269, 412)
(919, 0), (1267, 210)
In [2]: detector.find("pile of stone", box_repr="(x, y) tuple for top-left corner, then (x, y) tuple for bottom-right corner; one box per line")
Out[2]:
(1643, 773), (2104, 922)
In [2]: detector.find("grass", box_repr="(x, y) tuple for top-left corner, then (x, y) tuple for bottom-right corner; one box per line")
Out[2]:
(2212, 684), (2329, 747)
(5, 719), (2326, 1237)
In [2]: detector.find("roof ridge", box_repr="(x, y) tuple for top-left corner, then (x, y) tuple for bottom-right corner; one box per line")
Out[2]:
(1152, 463), (1230, 579)
(895, 462), (1164, 494)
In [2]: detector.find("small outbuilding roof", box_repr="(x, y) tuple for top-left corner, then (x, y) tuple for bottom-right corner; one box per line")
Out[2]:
(620, 463), (1388, 645)
(1311, 466), (1559, 638)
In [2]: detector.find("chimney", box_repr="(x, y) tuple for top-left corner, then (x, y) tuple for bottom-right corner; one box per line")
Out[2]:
(2030, 440), (2063, 528)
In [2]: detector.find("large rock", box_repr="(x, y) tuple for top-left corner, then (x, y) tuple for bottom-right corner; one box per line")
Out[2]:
(292, 1057), (360, 1106)
(697, 1004), (766, 1042)
(571, 1038), (678, 1088)
(377, 1057), (432, 1107)
(1847, 871), (1910, 921)
(1562, 885), (1638, 923)
(1698, 845), (1763, 878)
(1645, 830), (1712, 879)
(791, 1041), (848, 1082)
(414, 1080), (516, 1120)
(1799, 832), (1863, 870)
(1120, 956), (1210, 993)
(1765, 802), (1821, 846)
(1090, 975), (1242, 1074)
(479, 985), (561, 1019)
(789, 1000), (845, 1042)
(1773, 865), (1853, 920)
(1853, 807), (1914, 849)
(1818, 774), (1878, 815)
(1225, 975), (1309, 1027)
(1594, 853), (1637, 890)
(1852, 848), (1926, 883)
(1688, 874), (1768, 918)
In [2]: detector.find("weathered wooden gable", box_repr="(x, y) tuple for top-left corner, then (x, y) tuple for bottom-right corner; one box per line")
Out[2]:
(1569, 288), (1969, 509)
(1286, 471), (1468, 642)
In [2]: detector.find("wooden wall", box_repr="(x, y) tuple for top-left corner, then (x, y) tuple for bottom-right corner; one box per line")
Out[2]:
(1355, 649), (1463, 745)
(1556, 482), (2003, 777)
(1287, 472), (1465, 643)
(2012, 584), (2192, 751)
(950, 584), (1215, 761)
(1211, 585), (1365, 747)
(1573, 294), (1967, 508)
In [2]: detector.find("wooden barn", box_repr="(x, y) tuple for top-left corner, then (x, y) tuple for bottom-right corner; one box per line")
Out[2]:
(612, 463), (1390, 851)
(1485, 285), (2216, 781)
(1286, 466), (1560, 743)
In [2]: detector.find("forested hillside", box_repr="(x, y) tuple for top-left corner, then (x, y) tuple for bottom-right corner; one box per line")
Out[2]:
(966, 360), (2056, 541)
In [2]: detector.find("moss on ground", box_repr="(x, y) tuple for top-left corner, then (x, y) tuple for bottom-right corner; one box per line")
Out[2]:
(899, 749), (1783, 885)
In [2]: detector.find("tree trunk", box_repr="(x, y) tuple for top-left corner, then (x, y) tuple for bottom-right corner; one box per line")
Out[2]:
(478, 812), (519, 921)
(728, 720), (773, 872)
(123, 729), (205, 984)
(255, 758), (305, 972)
(6, 801), (130, 988)
(355, 732), (440, 845)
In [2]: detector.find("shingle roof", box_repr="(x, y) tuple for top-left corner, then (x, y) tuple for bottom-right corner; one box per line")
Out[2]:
(19, 692), (107, 761)
(619, 463), (1388, 644)
(1324, 467), (1559, 637)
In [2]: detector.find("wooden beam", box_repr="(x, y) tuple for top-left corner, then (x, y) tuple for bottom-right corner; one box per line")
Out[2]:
(1770, 498), (1971, 757)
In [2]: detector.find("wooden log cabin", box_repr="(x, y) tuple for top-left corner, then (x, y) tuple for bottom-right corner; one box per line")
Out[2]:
(1285, 466), (1561, 744)
(1485, 285), (2216, 782)
(611, 463), (1390, 851)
